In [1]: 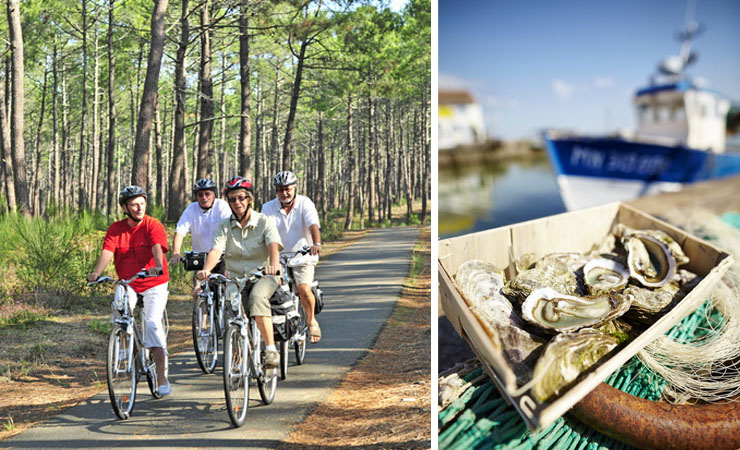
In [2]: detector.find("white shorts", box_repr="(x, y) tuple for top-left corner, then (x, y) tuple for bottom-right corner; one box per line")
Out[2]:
(116, 282), (169, 349)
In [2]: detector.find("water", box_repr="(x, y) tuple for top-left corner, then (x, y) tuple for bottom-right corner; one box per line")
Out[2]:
(439, 155), (566, 239)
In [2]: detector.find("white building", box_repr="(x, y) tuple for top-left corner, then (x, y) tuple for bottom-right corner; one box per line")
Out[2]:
(439, 90), (487, 150)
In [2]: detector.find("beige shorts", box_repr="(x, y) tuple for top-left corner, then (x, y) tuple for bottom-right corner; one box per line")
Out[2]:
(292, 264), (315, 286)
(245, 276), (279, 317)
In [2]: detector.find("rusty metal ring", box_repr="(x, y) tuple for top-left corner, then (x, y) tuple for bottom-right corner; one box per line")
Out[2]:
(571, 382), (740, 450)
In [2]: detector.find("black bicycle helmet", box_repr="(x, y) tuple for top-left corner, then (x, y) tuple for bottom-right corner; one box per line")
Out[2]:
(118, 185), (148, 206)
(193, 178), (217, 194)
(274, 171), (297, 187)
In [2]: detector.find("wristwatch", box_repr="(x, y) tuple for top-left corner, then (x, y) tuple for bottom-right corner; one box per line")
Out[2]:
(314, 243), (322, 246)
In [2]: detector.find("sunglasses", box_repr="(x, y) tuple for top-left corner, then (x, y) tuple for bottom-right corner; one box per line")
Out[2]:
(228, 195), (249, 204)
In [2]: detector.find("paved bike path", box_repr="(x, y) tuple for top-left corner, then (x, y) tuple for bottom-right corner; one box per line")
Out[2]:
(2, 227), (421, 449)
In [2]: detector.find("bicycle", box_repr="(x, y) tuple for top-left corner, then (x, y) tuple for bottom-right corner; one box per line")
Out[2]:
(219, 269), (279, 427)
(191, 270), (228, 374)
(278, 246), (323, 379)
(88, 270), (169, 420)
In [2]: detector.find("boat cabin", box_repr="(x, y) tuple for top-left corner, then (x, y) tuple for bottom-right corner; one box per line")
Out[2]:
(633, 81), (730, 152)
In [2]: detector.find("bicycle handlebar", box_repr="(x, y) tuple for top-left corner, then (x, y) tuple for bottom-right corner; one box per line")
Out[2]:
(86, 269), (159, 287)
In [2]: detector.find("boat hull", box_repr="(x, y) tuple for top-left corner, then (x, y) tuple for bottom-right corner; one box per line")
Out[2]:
(544, 136), (740, 210)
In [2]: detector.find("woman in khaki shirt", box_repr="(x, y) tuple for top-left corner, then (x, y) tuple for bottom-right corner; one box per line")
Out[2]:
(196, 176), (283, 369)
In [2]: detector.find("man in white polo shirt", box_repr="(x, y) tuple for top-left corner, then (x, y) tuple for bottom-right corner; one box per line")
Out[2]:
(261, 171), (323, 343)
(170, 178), (231, 272)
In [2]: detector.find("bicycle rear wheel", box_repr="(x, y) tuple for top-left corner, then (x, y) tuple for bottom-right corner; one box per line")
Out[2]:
(107, 325), (137, 419)
(294, 302), (307, 365)
(258, 341), (278, 404)
(223, 324), (250, 427)
(192, 296), (218, 374)
(279, 341), (289, 380)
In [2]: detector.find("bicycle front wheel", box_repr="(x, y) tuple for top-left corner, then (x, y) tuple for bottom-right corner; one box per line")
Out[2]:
(107, 325), (137, 419)
(279, 341), (289, 380)
(192, 296), (218, 374)
(258, 341), (278, 405)
(294, 302), (307, 365)
(223, 324), (250, 427)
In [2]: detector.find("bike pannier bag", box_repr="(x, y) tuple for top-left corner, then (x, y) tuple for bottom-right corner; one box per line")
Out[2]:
(312, 282), (324, 315)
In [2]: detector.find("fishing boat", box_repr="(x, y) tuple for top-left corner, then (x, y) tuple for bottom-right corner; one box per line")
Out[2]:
(545, 21), (740, 211)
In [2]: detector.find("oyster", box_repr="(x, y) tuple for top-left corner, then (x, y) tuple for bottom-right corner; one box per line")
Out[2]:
(532, 328), (619, 402)
(539, 252), (589, 273)
(454, 260), (544, 372)
(521, 287), (632, 333)
(623, 269), (701, 324)
(503, 259), (579, 303)
(583, 258), (629, 293)
(617, 225), (689, 288)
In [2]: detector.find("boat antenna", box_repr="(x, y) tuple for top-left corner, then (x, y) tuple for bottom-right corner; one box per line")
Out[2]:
(655, 0), (703, 81)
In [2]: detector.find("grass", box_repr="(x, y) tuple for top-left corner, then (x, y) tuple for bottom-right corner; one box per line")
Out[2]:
(87, 318), (112, 335)
(0, 301), (48, 329)
(3, 416), (14, 432)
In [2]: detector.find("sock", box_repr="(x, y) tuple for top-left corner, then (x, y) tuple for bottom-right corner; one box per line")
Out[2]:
(265, 344), (277, 352)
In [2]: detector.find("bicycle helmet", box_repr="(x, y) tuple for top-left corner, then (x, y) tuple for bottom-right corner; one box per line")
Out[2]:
(223, 176), (254, 197)
(193, 178), (217, 194)
(274, 171), (297, 187)
(118, 185), (147, 206)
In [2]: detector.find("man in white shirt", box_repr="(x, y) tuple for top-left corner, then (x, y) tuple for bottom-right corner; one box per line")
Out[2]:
(262, 171), (323, 343)
(170, 179), (232, 270)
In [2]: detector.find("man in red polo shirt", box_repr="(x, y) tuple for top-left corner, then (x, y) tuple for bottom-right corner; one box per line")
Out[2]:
(87, 186), (172, 396)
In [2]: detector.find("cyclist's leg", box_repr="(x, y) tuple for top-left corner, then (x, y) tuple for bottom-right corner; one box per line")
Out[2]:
(248, 277), (278, 348)
(293, 265), (320, 342)
(142, 282), (169, 385)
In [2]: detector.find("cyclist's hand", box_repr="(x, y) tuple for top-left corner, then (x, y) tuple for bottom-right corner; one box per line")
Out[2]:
(196, 270), (210, 281)
(264, 265), (280, 276)
(148, 266), (164, 277)
(310, 244), (321, 256)
(169, 253), (181, 266)
(87, 272), (100, 283)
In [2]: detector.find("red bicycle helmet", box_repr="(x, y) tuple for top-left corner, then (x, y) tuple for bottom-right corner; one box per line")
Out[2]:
(223, 176), (254, 197)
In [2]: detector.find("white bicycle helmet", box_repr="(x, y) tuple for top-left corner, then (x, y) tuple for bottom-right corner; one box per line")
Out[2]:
(274, 171), (297, 187)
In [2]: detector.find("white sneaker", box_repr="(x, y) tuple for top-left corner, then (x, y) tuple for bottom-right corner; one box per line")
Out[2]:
(158, 383), (171, 396)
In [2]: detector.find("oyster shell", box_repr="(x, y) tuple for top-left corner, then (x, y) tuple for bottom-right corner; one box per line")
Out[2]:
(623, 232), (677, 288)
(453, 260), (544, 372)
(617, 225), (689, 288)
(623, 269), (701, 324)
(532, 328), (619, 402)
(583, 258), (629, 293)
(502, 259), (580, 303)
(521, 287), (632, 333)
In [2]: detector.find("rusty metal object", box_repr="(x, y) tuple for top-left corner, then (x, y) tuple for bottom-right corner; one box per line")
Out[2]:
(571, 382), (740, 450)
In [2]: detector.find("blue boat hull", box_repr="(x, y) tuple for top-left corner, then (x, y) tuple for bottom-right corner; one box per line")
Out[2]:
(544, 136), (740, 209)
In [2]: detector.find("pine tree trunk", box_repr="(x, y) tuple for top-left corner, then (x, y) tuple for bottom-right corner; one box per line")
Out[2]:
(92, 33), (101, 210)
(167, 0), (189, 221)
(154, 98), (164, 206)
(238, 0), (252, 177)
(197, 0), (213, 180)
(282, 38), (308, 171)
(32, 66), (49, 215)
(0, 68), (16, 211)
(132, 0), (169, 188)
(106, 0), (117, 215)
(343, 94), (354, 230)
(6, 0), (29, 214)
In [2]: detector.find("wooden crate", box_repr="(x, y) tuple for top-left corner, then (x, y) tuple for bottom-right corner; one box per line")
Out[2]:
(438, 202), (733, 429)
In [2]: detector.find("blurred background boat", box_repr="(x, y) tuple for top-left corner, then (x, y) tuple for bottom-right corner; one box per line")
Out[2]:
(545, 20), (740, 210)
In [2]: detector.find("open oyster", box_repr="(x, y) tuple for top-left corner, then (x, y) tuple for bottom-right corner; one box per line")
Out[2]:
(618, 225), (689, 288)
(583, 258), (629, 293)
(454, 260), (544, 374)
(521, 287), (632, 333)
(532, 328), (619, 402)
(503, 259), (580, 303)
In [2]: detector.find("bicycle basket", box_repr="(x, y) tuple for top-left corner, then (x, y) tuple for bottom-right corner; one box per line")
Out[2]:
(312, 283), (324, 315)
(183, 251), (207, 271)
